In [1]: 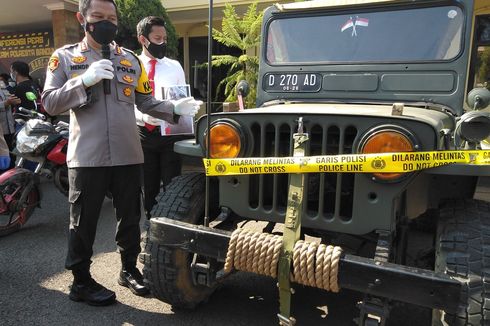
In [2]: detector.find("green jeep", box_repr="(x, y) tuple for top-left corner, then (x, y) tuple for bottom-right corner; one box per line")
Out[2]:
(141, 0), (490, 325)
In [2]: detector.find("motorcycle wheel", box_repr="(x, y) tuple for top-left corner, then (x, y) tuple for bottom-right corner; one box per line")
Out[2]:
(54, 166), (68, 197)
(0, 187), (39, 237)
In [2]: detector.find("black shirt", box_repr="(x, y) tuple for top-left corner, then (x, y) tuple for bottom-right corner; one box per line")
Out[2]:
(14, 80), (40, 111)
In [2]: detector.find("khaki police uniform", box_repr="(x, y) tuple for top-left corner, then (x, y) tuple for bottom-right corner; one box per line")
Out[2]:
(42, 39), (178, 272)
(42, 39), (178, 168)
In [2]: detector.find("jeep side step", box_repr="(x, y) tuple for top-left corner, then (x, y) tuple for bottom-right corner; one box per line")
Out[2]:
(149, 217), (461, 313)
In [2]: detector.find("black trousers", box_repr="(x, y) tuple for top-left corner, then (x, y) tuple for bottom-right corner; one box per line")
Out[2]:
(65, 165), (142, 272)
(139, 126), (191, 216)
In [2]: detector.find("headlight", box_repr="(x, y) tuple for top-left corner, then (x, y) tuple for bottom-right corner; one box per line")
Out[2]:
(456, 111), (490, 144)
(359, 127), (415, 181)
(207, 121), (242, 158)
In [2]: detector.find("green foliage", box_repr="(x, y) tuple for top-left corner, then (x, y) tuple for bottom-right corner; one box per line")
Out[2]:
(114, 0), (178, 57)
(479, 48), (490, 88)
(211, 2), (263, 107)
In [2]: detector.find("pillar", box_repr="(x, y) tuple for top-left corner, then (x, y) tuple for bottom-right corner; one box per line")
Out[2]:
(45, 2), (81, 48)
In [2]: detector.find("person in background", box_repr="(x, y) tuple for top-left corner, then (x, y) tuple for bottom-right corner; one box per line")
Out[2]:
(135, 16), (196, 218)
(0, 122), (11, 170)
(10, 61), (40, 111)
(1, 73), (16, 94)
(42, 0), (200, 306)
(0, 74), (10, 89)
(0, 73), (20, 169)
(0, 88), (12, 171)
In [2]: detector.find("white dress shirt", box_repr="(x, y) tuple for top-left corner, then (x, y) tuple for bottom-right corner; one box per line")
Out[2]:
(135, 52), (186, 132)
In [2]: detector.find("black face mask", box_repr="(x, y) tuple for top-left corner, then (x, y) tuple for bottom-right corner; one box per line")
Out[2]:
(85, 20), (118, 45)
(145, 39), (167, 59)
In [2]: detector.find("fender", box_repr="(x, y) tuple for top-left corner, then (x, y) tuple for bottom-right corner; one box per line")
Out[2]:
(47, 138), (67, 165)
(0, 168), (37, 185)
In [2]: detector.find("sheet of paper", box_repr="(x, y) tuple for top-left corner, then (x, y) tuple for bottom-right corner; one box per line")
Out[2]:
(161, 84), (194, 136)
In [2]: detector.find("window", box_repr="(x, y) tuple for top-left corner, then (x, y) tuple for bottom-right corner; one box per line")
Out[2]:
(266, 5), (464, 64)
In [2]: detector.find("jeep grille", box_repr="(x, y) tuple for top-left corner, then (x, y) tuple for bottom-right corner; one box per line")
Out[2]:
(248, 121), (357, 221)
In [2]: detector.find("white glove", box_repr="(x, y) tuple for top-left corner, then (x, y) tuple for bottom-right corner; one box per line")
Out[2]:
(81, 59), (114, 87)
(173, 97), (203, 117)
(142, 114), (161, 125)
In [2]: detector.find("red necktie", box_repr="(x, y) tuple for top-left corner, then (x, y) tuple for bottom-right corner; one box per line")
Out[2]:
(145, 59), (158, 132)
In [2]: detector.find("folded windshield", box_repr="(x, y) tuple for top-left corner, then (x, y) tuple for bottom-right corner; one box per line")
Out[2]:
(266, 5), (464, 64)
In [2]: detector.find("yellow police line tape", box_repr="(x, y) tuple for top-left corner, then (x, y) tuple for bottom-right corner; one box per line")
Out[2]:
(203, 150), (490, 176)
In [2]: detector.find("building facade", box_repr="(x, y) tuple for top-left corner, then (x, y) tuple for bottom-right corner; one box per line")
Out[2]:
(166, 0), (279, 100)
(0, 0), (280, 96)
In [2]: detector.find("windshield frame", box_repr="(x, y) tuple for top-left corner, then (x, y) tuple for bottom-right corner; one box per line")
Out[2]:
(264, 1), (467, 66)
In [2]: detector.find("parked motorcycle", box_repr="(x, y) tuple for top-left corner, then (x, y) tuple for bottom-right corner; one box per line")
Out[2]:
(0, 107), (69, 236)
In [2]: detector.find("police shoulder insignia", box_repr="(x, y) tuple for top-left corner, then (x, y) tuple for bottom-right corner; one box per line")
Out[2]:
(71, 56), (87, 64)
(122, 75), (134, 83)
(143, 81), (152, 93)
(120, 59), (132, 67)
(123, 87), (132, 97)
(48, 56), (60, 72)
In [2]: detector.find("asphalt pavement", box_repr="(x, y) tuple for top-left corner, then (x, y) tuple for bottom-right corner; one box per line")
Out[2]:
(0, 176), (488, 326)
(0, 177), (356, 326)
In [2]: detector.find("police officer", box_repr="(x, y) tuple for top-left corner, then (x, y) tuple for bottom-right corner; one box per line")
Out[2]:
(42, 0), (200, 306)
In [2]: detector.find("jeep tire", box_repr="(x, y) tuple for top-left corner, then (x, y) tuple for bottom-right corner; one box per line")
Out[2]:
(433, 199), (490, 325)
(142, 172), (216, 309)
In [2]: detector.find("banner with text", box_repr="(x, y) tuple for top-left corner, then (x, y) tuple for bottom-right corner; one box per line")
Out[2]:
(0, 30), (54, 87)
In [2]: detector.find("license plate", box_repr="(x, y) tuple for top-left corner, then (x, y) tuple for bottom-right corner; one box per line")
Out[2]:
(263, 73), (322, 92)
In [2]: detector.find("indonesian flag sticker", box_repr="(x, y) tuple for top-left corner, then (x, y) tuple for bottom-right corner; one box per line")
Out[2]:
(341, 18), (354, 32)
(341, 16), (369, 36)
(355, 17), (369, 27)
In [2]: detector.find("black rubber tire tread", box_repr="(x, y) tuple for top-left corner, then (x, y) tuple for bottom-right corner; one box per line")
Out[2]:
(0, 187), (39, 237)
(434, 199), (490, 326)
(54, 166), (68, 197)
(142, 172), (215, 309)
(0, 217), (21, 237)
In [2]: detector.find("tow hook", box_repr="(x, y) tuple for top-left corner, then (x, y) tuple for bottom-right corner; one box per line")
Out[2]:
(191, 254), (223, 287)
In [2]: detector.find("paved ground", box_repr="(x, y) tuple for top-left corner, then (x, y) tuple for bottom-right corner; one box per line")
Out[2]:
(0, 178), (360, 326)
(0, 176), (488, 326)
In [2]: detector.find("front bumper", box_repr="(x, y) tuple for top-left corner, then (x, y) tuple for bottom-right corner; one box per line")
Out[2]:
(149, 217), (461, 313)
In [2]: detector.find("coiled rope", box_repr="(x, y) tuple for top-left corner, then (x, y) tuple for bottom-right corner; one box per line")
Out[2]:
(224, 228), (343, 292)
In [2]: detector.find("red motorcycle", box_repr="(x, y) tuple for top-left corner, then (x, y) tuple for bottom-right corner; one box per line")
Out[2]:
(0, 107), (69, 236)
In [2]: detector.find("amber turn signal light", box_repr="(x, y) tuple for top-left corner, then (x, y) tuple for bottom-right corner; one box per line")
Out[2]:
(208, 123), (242, 158)
(361, 130), (414, 181)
